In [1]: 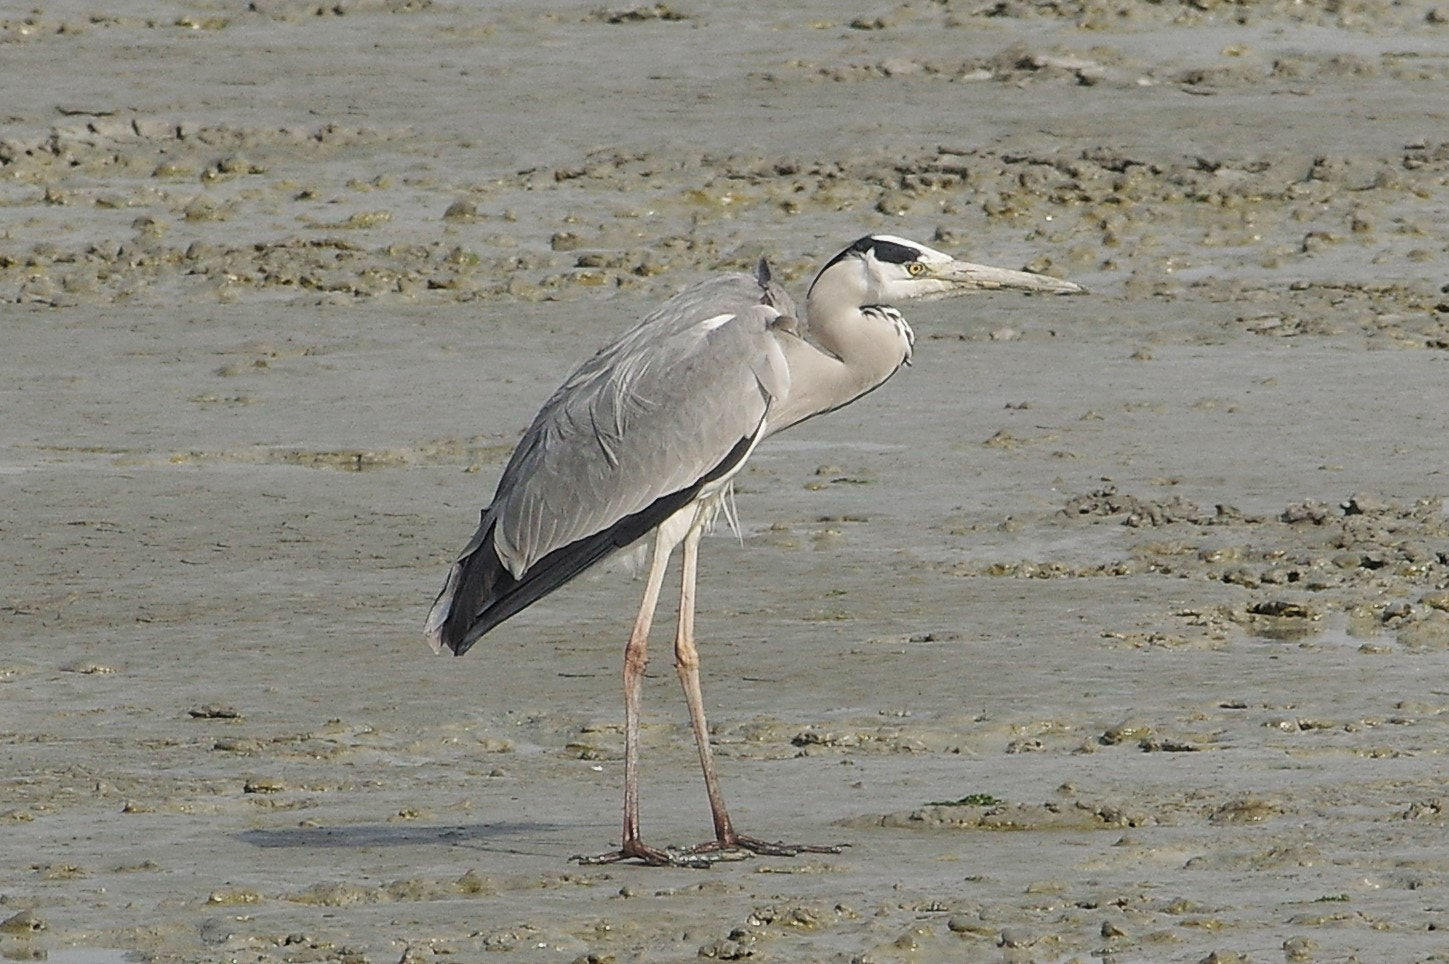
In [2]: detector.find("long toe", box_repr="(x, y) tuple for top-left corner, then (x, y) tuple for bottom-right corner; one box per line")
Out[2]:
(576, 835), (846, 867)
(732, 834), (847, 857)
(684, 833), (848, 858)
(574, 839), (675, 866)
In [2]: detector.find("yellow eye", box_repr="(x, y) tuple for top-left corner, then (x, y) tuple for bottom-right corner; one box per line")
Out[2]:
(906, 261), (927, 276)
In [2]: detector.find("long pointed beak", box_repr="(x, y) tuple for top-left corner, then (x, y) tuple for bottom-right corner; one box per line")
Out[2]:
(932, 260), (1085, 296)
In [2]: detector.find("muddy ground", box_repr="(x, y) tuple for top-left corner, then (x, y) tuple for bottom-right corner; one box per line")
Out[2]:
(4, 1), (1449, 961)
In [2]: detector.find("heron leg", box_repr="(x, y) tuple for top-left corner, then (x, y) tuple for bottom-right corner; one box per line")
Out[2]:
(576, 517), (845, 868)
(673, 525), (737, 843)
(673, 527), (847, 862)
(575, 528), (675, 867)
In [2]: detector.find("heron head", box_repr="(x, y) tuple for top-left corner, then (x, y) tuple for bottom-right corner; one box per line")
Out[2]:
(808, 234), (1084, 306)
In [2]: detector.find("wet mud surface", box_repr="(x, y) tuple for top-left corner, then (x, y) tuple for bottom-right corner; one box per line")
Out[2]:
(4, 1), (1449, 962)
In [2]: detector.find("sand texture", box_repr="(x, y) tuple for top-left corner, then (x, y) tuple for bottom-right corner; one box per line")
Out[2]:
(5, 1), (1449, 961)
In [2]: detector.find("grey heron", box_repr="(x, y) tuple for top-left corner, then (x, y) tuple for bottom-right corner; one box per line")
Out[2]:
(427, 234), (1083, 866)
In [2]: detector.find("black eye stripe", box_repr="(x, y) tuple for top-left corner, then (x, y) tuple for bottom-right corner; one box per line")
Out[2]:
(817, 236), (920, 274)
(809, 236), (925, 297)
(869, 239), (922, 264)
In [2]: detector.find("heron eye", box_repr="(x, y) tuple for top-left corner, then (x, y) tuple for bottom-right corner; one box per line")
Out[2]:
(906, 261), (927, 276)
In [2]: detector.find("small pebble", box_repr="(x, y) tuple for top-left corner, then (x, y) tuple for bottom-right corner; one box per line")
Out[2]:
(189, 704), (242, 719)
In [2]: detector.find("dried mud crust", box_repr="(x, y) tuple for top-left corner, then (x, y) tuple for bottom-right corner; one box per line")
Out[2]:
(5, 120), (1449, 331)
(1053, 488), (1449, 649)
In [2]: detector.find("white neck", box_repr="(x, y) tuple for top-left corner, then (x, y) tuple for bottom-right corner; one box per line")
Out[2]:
(764, 275), (911, 435)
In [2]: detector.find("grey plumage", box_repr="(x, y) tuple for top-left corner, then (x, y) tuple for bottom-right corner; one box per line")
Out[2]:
(426, 267), (791, 655)
(426, 234), (1083, 865)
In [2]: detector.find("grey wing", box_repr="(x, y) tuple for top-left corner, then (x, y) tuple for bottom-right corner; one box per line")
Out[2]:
(553, 267), (794, 399)
(494, 300), (790, 575)
(426, 297), (792, 654)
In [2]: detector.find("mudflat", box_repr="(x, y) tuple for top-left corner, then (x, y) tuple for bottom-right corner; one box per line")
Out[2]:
(4, 2), (1449, 961)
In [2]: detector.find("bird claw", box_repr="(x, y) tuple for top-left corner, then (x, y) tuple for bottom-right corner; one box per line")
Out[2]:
(574, 836), (847, 868)
(572, 843), (742, 869)
(688, 834), (848, 859)
(573, 840), (677, 867)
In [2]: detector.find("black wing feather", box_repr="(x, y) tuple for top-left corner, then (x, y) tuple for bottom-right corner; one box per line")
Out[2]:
(434, 432), (756, 656)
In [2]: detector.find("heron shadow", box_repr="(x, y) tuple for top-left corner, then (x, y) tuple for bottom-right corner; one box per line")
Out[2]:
(237, 821), (582, 853)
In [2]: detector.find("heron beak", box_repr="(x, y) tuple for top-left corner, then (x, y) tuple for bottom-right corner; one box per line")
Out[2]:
(931, 260), (1085, 296)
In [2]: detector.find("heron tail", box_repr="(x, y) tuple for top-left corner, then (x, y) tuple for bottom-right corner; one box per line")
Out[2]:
(424, 500), (676, 657)
(426, 493), (689, 657)
(425, 529), (507, 657)
(426, 434), (760, 657)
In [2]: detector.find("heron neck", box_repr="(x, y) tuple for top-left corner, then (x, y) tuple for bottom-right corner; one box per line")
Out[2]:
(765, 296), (909, 435)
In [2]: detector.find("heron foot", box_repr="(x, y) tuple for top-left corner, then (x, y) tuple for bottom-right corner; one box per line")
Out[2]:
(684, 833), (848, 859)
(575, 838), (733, 868)
(573, 835), (845, 868)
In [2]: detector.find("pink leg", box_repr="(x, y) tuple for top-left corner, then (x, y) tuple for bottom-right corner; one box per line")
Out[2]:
(576, 514), (845, 867)
(673, 526), (737, 843)
(576, 528), (674, 866)
(673, 527), (846, 861)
